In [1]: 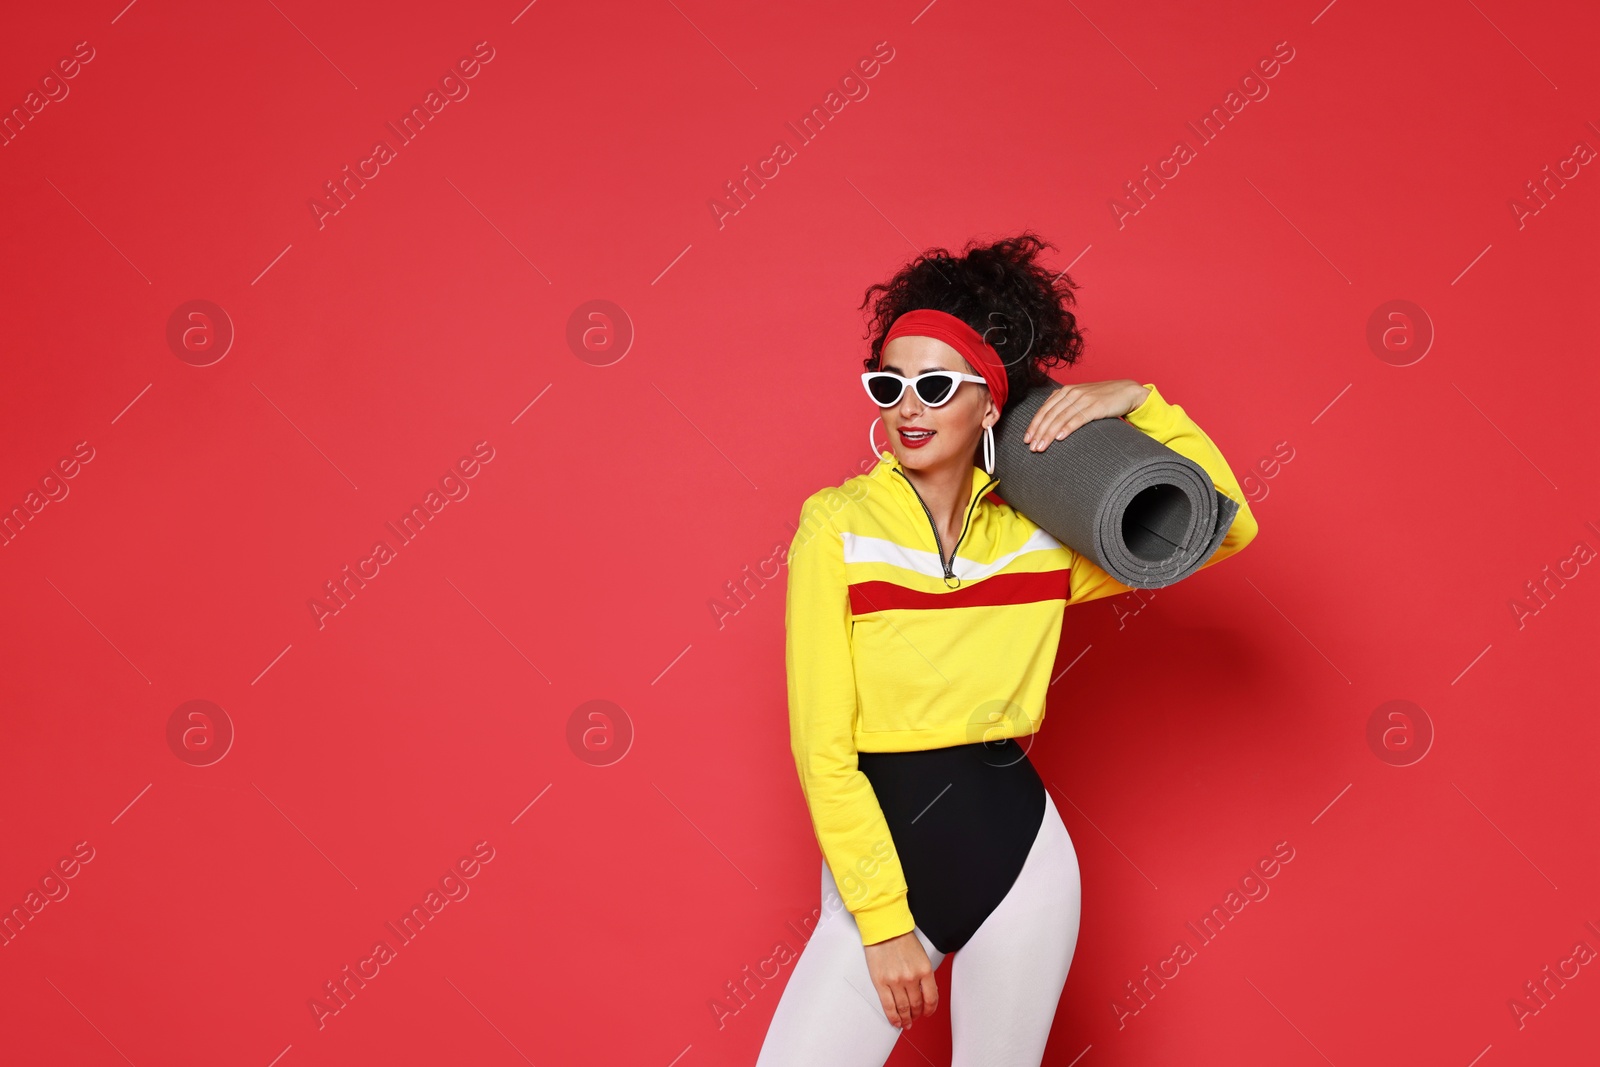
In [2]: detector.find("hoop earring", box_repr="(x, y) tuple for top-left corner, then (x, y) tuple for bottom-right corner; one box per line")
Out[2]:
(868, 415), (885, 459)
(982, 424), (995, 474)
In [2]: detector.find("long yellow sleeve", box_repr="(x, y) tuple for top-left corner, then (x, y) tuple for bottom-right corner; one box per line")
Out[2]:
(1066, 382), (1260, 605)
(785, 493), (915, 946)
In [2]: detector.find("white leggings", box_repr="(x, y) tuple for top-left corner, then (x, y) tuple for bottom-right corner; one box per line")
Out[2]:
(756, 791), (1082, 1067)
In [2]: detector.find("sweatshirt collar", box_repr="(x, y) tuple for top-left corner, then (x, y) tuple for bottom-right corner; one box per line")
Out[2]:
(868, 448), (1000, 511)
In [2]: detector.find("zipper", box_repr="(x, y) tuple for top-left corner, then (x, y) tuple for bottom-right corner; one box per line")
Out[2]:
(892, 466), (998, 588)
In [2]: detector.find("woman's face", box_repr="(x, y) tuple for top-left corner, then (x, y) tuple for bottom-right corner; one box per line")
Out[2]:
(877, 335), (997, 474)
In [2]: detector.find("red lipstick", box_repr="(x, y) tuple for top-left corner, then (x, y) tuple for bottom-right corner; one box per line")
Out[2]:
(898, 427), (936, 448)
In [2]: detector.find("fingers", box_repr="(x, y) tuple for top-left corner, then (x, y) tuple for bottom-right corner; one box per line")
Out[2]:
(877, 972), (936, 1029)
(874, 973), (913, 1028)
(1025, 389), (1094, 450)
(918, 970), (940, 1017)
(894, 983), (916, 1028)
(866, 935), (938, 1030)
(1023, 388), (1074, 443)
(909, 975), (930, 1022)
(875, 982), (904, 1029)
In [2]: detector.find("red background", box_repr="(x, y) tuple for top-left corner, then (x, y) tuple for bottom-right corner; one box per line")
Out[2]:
(2, 1), (1597, 1064)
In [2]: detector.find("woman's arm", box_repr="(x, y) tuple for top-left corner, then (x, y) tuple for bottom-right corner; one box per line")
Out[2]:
(785, 491), (943, 1030)
(1041, 381), (1261, 606)
(785, 492), (917, 946)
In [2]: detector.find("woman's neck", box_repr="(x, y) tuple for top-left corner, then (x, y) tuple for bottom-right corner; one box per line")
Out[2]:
(900, 455), (978, 532)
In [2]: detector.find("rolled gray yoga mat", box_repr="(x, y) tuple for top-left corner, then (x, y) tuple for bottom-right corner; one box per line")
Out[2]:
(991, 382), (1239, 589)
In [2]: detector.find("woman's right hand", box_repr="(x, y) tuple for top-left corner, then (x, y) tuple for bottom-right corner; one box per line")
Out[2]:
(863, 930), (939, 1029)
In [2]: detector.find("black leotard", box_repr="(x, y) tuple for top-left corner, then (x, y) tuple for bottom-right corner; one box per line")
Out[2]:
(856, 737), (1047, 954)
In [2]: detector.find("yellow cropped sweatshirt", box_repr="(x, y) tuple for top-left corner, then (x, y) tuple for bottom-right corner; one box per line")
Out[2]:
(784, 383), (1260, 945)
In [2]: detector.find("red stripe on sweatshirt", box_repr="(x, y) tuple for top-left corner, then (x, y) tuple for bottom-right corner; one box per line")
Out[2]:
(849, 569), (1070, 615)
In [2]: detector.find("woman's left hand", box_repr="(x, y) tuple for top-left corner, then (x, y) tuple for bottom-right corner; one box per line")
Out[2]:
(1022, 379), (1151, 451)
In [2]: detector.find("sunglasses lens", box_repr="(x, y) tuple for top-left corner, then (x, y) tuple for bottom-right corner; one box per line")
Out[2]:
(866, 374), (904, 405)
(915, 374), (955, 405)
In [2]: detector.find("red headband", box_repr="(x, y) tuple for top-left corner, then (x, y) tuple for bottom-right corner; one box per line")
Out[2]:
(882, 309), (1009, 411)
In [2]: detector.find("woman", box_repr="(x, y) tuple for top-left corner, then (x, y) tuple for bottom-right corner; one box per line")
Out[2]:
(756, 233), (1258, 1066)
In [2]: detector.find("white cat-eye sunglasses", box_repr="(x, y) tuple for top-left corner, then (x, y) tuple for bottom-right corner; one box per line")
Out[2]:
(861, 370), (988, 408)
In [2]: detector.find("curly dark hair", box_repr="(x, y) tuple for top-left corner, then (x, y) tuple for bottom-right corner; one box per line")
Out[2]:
(858, 231), (1086, 413)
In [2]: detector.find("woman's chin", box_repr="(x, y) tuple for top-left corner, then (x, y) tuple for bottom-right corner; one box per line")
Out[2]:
(897, 442), (968, 471)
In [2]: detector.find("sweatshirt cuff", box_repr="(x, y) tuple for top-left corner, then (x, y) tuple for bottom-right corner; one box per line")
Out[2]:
(1123, 382), (1177, 435)
(853, 891), (916, 946)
